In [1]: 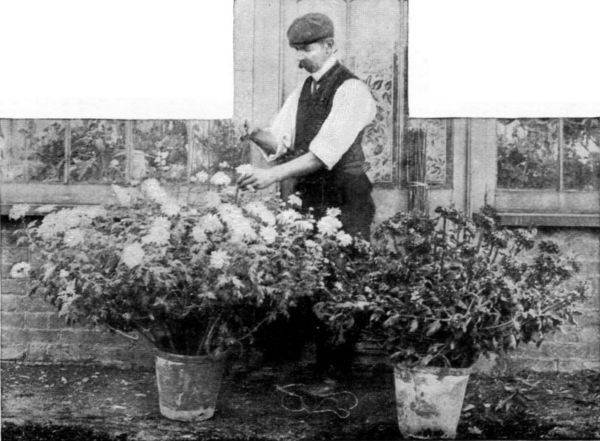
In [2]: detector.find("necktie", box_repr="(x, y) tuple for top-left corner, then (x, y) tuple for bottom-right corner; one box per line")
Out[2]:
(310, 77), (317, 95)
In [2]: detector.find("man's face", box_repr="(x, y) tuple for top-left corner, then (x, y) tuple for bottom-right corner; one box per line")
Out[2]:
(293, 40), (332, 74)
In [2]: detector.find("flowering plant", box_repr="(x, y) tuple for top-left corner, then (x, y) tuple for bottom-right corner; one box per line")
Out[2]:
(12, 174), (349, 357)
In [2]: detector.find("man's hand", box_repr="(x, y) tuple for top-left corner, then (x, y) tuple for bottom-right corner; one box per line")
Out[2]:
(237, 167), (278, 190)
(237, 152), (324, 191)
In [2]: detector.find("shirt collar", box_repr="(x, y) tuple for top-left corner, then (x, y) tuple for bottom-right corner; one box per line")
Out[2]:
(311, 55), (337, 82)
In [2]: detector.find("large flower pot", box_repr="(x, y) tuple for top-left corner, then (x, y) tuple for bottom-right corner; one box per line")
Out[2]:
(155, 351), (225, 421)
(393, 364), (471, 439)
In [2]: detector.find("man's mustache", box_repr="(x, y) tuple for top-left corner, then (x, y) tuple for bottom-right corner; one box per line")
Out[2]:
(298, 59), (308, 69)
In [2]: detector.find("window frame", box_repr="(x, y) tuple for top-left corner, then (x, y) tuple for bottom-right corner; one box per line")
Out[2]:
(0, 119), (218, 215)
(470, 118), (600, 228)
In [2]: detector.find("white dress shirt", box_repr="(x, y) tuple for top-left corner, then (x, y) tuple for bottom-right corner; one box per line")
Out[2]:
(264, 55), (376, 170)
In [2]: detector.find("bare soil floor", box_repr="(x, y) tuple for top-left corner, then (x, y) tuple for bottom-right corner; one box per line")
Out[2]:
(1, 362), (599, 440)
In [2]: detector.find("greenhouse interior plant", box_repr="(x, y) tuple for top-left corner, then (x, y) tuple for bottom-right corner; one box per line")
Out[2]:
(11, 164), (360, 422)
(319, 205), (590, 438)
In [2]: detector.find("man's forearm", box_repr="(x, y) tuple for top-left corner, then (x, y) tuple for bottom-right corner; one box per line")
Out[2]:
(248, 129), (278, 156)
(272, 152), (324, 182)
(236, 151), (325, 190)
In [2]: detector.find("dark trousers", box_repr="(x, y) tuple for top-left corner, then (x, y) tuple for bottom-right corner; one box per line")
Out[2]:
(291, 171), (374, 375)
(295, 171), (375, 239)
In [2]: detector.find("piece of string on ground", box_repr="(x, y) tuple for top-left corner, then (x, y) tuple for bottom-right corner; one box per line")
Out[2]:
(275, 383), (359, 419)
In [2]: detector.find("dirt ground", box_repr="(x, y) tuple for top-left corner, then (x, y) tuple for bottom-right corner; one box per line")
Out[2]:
(1, 362), (599, 440)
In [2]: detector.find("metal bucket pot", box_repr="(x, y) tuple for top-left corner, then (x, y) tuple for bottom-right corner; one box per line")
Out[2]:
(393, 364), (471, 439)
(155, 351), (225, 421)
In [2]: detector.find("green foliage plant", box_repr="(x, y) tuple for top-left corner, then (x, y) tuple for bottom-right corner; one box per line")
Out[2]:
(368, 206), (589, 368)
(319, 206), (589, 369)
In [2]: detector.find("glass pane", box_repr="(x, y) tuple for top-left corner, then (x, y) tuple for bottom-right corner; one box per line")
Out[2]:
(0, 119), (66, 182)
(1, 119), (28, 182)
(70, 120), (126, 183)
(408, 119), (447, 185)
(497, 118), (559, 189)
(132, 120), (187, 182)
(191, 120), (247, 175)
(563, 118), (600, 190)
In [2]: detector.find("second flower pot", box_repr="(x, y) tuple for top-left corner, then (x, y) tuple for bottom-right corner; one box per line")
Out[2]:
(393, 364), (471, 439)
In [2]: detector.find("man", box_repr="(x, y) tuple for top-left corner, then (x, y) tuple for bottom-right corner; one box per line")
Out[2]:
(237, 12), (376, 238)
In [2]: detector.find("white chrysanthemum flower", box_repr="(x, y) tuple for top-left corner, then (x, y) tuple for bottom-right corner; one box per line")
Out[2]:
(194, 171), (209, 183)
(142, 218), (171, 245)
(288, 194), (303, 207)
(10, 262), (31, 279)
(209, 250), (230, 269)
(160, 201), (181, 217)
(219, 161), (230, 169)
(221, 185), (237, 197)
(294, 220), (314, 232)
(244, 201), (276, 225)
(210, 171), (232, 186)
(76, 206), (107, 220)
(260, 226), (277, 244)
(64, 228), (85, 247)
(236, 164), (253, 175)
(110, 159), (119, 168)
(36, 205), (57, 214)
(122, 243), (145, 268)
(305, 239), (318, 249)
(112, 185), (132, 206)
(142, 230), (170, 246)
(141, 178), (169, 205)
(326, 207), (342, 218)
(37, 212), (61, 239)
(276, 209), (302, 225)
(203, 191), (222, 208)
(9, 204), (30, 220)
(191, 225), (207, 243)
(336, 231), (353, 247)
(59, 269), (69, 278)
(216, 204), (256, 242)
(218, 203), (243, 219)
(152, 217), (171, 231)
(199, 213), (224, 233)
(317, 215), (343, 235)
(334, 282), (344, 291)
(228, 217), (257, 243)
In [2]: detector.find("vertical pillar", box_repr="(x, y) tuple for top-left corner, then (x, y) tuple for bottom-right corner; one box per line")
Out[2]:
(63, 120), (71, 184)
(406, 128), (428, 214)
(125, 120), (133, 183)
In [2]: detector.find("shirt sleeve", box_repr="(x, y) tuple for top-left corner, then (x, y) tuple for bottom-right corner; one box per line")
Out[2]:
(259, 85), (301, 162)
(308, 79), (377, 170)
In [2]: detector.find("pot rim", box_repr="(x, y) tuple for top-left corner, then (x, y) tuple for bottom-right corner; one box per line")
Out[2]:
(155, 350), (227, 364)
(393, 363), (472, 377)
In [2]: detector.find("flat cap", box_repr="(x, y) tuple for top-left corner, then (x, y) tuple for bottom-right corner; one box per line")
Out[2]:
(287, 13), (334, 46)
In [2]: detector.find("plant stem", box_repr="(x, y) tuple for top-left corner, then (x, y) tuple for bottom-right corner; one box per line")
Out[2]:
(163, 323), (177, 353)
(198, 313), (222, 356)
(237, 316), (271, 342)
(492, 248), (499, 263)
(476, 233), (483, 254)
(133, 324), (158, 346)
(483, 319), (514, 330)
(107, 324), (139, 341)
(486, 244), (495, 262)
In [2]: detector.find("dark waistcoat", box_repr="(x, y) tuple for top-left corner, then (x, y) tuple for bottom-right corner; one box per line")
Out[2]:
(287, 62), (367, 178)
